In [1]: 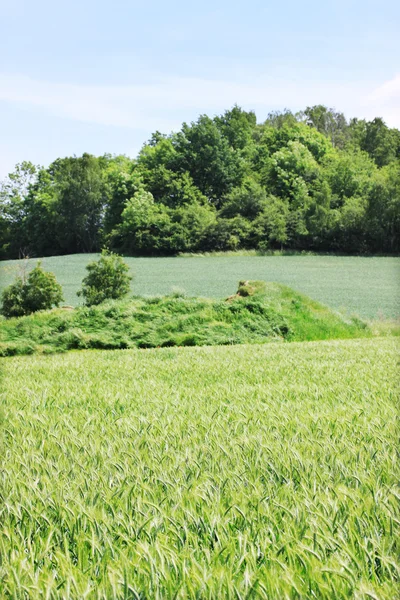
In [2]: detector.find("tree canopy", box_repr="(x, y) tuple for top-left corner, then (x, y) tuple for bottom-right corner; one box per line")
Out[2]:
(1, 105), (399, 258)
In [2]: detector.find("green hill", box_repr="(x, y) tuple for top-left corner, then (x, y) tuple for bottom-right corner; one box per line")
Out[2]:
(0, 281), (369, 356)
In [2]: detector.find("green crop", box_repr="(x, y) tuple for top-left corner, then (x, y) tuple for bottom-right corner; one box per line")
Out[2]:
(0, 337), (398, 598)
(1, 253), (399, 318)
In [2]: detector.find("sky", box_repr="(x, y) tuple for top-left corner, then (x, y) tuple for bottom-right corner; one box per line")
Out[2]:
(0, 0), (399, 177)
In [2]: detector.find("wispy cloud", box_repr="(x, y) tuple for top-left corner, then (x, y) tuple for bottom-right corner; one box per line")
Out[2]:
(365, 74), (400, 126)
(0, 72), (399, 132)
(369, 73), (400, 101)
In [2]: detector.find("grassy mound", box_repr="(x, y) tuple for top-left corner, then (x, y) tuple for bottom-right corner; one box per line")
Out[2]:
(0, 281), (369, 356)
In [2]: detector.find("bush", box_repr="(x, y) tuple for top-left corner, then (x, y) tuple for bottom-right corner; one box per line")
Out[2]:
(78, 252), (132, 306)
(1, 277), (25, 318)
(23, 263), (64, 313)
(0, 262), (64, 318)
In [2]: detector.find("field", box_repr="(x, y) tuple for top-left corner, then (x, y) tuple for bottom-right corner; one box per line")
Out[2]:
(1, 253), (398, 598)
(1, 254), (399, 318)
(1, 338), (398, 599)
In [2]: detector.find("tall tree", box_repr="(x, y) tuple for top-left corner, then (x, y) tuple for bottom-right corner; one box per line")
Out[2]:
(301, 105), (349, 148)
(173, 115), (246, 205)
(25, 154), (107, 255)
(0, 161), (38, 258)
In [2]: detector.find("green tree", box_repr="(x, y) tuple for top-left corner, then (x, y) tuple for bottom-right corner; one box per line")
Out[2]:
(171, 204), (217, 251)
(366, 160), (400, 252)
(362, 118), (400, 167)
(112, 190), (175, 254)
(78, 253), (132, 306)
(301, 105), (349, 148)
(0, 161), (38, 258)
(23, 262), (64, 313)
(250, 196), (289, 249)
(306, 179), (332, 244)
(265, 140), (320, 239)
(323, 149), (376, 208)
(203, 216), (252, 251)
(24, 154), (108, 256)
(142, 167), (208, 209)
(2, 105), (400, 258)
(0, 277), (25, 318)
(333, 196), (368, 253)
(1, 262), (64, 318)
(173, 115), (245, 205)
(215, 105), (257, 149)
(348, 118), (400, 166)
(263, 109), (298, 130)
(104, 156), (142, 235)
(220, 179), (268, 220)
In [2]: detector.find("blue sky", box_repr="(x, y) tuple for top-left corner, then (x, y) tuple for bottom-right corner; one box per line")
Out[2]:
(0, 0), (399, 177)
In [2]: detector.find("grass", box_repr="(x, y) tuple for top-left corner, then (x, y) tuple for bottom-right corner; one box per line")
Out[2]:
(0, 337), (398, 598)
(1, 253), (399, 318)
(0, 282), (371, 356)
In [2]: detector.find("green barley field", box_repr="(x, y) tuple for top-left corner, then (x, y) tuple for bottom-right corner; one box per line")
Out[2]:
(1, 254), (399, 318)
(1, 337), (399, 599)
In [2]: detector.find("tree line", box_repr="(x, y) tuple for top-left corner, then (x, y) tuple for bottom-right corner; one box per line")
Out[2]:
(1, 105), (399, 259)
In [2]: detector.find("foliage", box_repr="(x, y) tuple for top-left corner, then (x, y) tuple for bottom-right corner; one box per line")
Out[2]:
(77, 252), (131, 306)
(0, 338), (398, 597)
(0, 276), (26, 318)
(172, 114), (246, 204)
(1, 105), (399, 259)
(0, 262), (63, 318)
(0, 281), (371, 355)
(350, 117), (400, 167)
(0, 161), (38, 258)
(301, 104), (349, 148)
(20, 154), (110, 256)
(22, 262), (64, 313)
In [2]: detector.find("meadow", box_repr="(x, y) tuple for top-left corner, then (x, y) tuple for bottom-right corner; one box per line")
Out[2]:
(1, 253), (399, 318)
(0, 282), (371, 356)
(1, 337), (398, 599)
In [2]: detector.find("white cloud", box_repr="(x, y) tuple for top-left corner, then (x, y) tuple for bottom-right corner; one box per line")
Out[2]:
(0, 72), (398, 136)
(364, 74), (400, 126)
(0, 73), (383, 127)
(369, 74), (400, 101)
(1, 72), (399, 178)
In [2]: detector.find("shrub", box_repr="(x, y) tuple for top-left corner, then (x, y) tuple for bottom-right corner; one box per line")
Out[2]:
(1, 277), (25, 318)
(78, 252), (132, 306)
(23, 263), (64, 313)
(1, 262), (64, 318)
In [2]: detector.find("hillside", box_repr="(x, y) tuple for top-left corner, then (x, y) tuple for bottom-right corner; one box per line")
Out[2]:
(0, 281), (370, 356)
